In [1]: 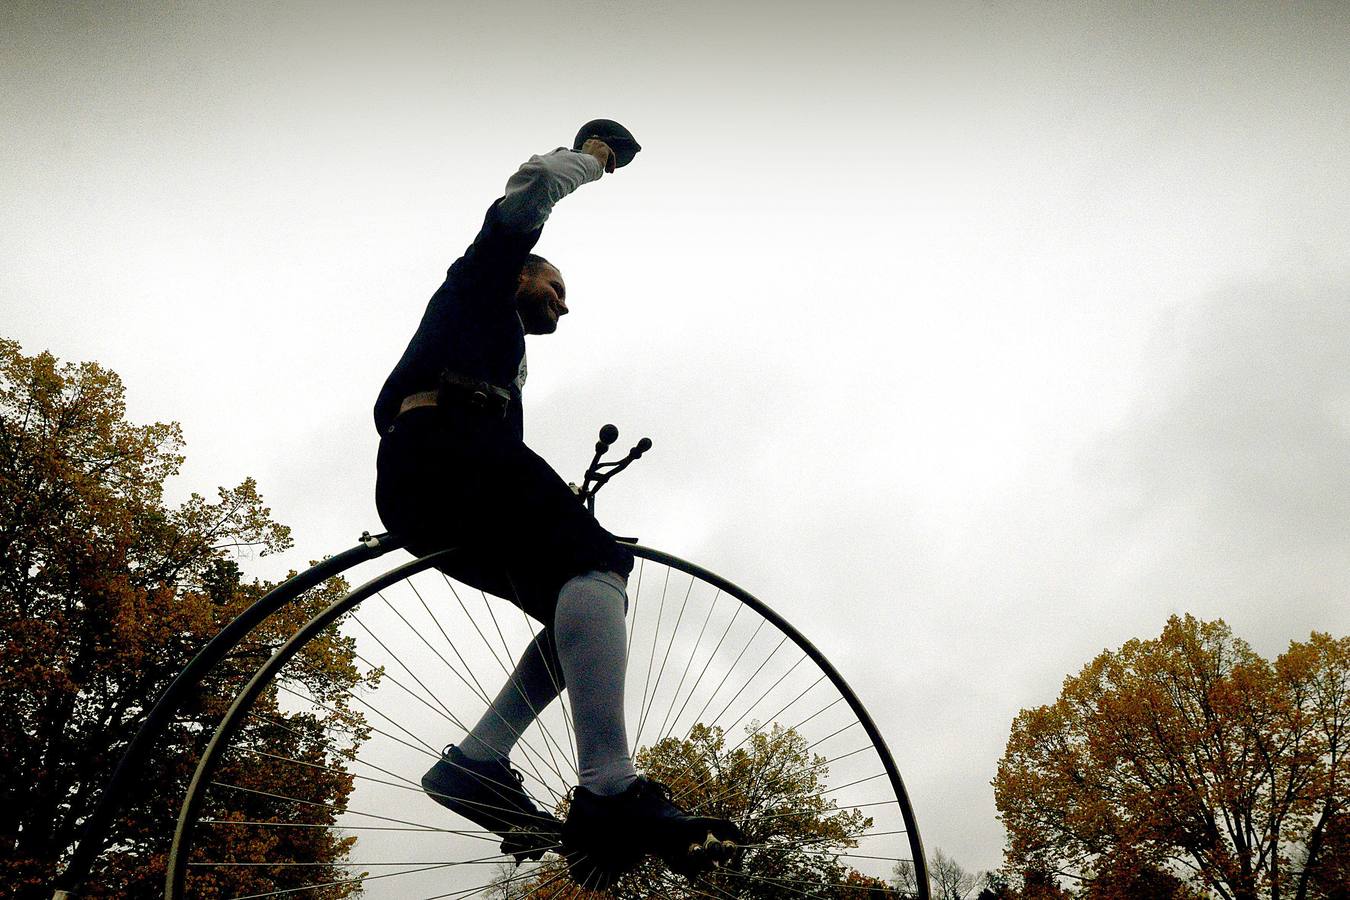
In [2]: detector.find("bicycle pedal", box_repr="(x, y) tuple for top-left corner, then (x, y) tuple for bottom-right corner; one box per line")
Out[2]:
(680, 832), (736, 871)
(704, 832), (737, 863)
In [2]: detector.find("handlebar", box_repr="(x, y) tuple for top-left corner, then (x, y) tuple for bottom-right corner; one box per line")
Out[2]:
(575, 423), (652, 513)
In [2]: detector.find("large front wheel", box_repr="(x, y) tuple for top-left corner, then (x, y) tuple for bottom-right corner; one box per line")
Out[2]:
(168, 545), (928, 898)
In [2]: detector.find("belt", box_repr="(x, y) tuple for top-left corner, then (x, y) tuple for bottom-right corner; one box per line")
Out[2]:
(397, 391), (441, 416)
(398, 372), (512, 419)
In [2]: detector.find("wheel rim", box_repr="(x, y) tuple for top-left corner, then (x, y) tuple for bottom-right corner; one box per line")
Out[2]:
(169, 545), (928, 899)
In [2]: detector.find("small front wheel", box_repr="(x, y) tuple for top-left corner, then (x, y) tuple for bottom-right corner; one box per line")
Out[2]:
(167, 545), (928, 898)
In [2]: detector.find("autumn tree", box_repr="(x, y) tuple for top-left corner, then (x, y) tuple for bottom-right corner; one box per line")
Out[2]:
(0, 339), (373, 898)
(492, 722), (900, 898)
(1296, 811), (1348, 900)
(1017, 869), (1072, 900)
(994, 614), (1348, 900)
(1075, 849), (1208, 900)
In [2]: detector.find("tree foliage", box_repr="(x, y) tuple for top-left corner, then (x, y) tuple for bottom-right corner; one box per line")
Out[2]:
(994, 614), (1348, 900)
(493, 723), (899, 898)
(0, 339), (373, 898)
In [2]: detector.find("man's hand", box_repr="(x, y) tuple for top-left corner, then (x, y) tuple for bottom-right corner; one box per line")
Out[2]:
(581, 137), (617, 174)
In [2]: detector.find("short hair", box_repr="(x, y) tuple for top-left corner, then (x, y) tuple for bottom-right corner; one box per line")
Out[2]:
(521, 253), (554, 277)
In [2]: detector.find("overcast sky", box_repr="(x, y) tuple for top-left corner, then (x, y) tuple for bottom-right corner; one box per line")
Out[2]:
(4, 0), (1348, 877)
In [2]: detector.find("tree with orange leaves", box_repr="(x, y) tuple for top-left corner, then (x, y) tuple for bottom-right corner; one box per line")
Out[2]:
(0, 338), (373, 898)
(993, 614), (1348, 900)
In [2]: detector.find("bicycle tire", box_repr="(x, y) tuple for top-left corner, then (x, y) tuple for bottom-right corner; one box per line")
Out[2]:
(167, 545), (928, 899)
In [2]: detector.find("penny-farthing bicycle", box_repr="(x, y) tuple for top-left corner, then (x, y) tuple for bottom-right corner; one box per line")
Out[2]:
(55, 426), (928, 899)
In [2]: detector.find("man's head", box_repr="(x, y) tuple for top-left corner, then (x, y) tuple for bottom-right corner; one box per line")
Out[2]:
(515, 253), (567, 335)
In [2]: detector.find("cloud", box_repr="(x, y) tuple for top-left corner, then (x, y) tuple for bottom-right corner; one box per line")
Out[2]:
(1087, 278), (1350, 649)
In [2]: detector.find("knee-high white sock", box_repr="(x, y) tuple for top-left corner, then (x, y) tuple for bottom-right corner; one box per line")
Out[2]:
(554, 570), (638, 796)
(460, 628), (565, 763)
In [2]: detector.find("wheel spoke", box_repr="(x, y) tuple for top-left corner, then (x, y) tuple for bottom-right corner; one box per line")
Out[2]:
(632, 565), (674, 752)
(449, 575), (576, 781)
(206, 781), (457, 833)
(632, 569), (696, 750)
(225, 861), (463, 900)
(379, 584), (572, 791)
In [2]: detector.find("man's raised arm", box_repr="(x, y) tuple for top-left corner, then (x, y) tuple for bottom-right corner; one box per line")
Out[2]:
(497, 140), (616, 233)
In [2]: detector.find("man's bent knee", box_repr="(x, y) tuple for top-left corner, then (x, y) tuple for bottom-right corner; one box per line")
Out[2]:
(560, 570), (629, 615)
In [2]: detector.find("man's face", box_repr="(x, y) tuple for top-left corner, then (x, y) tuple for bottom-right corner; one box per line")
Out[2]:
(515, 263), (568, 335)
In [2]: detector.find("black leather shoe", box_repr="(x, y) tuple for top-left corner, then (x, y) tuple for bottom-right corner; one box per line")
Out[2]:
(421, 745), (560, 862)
(561, 776), (743, 885)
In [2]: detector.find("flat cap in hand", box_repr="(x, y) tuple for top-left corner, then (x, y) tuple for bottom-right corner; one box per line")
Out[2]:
(572, 118), (642, 168)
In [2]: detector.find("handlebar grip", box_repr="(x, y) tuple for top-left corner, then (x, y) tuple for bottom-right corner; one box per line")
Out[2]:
(599, 424), (619, 446)
(635, 437), (652, 455)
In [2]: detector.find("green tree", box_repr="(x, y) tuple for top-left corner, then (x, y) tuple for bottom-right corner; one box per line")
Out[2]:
(0, 338), (373, 898)
(493, 723), (898, 898)
(993, 615), (1348, 900)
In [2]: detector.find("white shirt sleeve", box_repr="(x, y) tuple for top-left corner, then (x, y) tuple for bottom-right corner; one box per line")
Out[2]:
(497, 148), (604, 233)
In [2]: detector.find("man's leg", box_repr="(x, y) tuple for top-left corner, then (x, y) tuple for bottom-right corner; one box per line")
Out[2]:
(459, 628), (566, 763)
(554, 575), (744, 886)
(420, 619), (565, 861)
(553, 570), (638, 795)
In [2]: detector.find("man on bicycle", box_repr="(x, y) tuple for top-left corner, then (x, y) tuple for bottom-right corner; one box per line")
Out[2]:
(373, 120), (741, 880)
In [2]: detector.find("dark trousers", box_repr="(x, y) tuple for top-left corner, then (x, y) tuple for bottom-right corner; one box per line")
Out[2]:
(375, 405), (634, 624)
